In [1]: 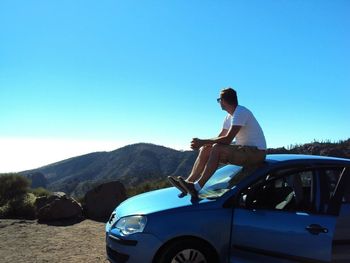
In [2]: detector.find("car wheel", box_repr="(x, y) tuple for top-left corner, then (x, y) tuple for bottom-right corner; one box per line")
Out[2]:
(156, 239), (217, 263)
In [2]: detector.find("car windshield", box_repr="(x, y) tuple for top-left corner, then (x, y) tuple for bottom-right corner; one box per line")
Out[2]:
(198, 164), (257, 199)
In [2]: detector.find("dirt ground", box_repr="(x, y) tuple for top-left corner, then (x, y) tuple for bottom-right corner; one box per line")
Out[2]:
(0, 219), (109, 263)
(2, 219), (349, 263)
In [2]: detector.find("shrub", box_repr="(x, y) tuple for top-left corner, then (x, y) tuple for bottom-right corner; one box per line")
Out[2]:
(0, 174), (30, 204)
(0, 193), (36, 219)
(30, 187), (51, 198)
(0, 203), (10, 218)
(0, 174), (37, 219)
(9, 193), (36, 219)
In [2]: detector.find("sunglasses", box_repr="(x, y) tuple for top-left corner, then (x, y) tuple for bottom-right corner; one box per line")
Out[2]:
(217, 98), (222, 103)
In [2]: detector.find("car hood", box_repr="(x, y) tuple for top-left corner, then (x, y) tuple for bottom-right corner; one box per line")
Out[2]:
(114, 187), (212, 219)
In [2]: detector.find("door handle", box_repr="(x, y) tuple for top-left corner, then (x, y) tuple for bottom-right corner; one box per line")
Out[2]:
(306, 224), (329, 235)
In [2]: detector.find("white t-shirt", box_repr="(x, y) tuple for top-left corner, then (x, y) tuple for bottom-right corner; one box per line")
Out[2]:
(223, 105), (267, 150)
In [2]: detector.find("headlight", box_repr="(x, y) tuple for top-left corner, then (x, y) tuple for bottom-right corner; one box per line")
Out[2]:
(115, 215), (147, 235)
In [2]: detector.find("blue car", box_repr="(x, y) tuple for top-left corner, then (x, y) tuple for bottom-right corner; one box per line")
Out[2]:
(106, 154), (350, 263)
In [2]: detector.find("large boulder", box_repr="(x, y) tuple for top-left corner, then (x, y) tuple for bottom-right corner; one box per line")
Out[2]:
(84, 181), (127, 221)
(36, 192), (83, 221)
(35, 192), (65, 211)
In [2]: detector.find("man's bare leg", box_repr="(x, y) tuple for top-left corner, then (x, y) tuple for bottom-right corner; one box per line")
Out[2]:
(186, 145), (212, 182)
(198, 144), (232, 187)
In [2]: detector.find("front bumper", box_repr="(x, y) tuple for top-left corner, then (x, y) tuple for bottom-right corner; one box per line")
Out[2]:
(106, 230), (163, 263)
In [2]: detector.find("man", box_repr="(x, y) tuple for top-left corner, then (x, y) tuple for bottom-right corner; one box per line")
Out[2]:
(168, 87), (266, 198)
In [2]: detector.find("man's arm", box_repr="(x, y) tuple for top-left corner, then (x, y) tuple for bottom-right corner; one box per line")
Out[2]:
(191, 125), (242, 149)
(218, 128), (228, 137)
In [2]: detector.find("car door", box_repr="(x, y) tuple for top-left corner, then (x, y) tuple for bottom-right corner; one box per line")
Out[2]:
(230, 166), (346, 263)
(332, 167), (350, 262)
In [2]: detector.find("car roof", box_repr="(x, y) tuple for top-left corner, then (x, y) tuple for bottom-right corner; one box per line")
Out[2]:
(265, 154), (350, 165)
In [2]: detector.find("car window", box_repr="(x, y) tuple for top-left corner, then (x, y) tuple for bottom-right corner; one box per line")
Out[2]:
(333, 168), (350, 252)
(241, 166), (347, 215)
(319, 167), (344, 214)
(325, 168), (342, 196)
(240, 168), (316, 213)
(341, 169), (350, 204)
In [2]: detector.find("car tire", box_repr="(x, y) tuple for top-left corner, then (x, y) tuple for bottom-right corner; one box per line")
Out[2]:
(155, 238), (218, 263)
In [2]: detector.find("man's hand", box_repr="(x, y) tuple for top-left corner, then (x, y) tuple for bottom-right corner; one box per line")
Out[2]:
(191, 138), (204, 150)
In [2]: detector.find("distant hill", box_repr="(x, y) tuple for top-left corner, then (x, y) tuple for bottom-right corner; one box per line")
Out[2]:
(22, 143), (197, 197)
(22, 139), (350, 197)
(268, 139), (350, 158)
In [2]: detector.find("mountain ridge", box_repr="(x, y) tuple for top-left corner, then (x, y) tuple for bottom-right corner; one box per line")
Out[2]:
(22, 143), (197, 196)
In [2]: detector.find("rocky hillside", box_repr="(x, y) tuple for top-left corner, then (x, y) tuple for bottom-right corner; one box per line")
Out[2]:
(22, 143), (197, 197)
(267, 139), (350, 158)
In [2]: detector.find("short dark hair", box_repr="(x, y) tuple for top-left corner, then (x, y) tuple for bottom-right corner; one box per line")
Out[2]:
(221, 88), (238, 105)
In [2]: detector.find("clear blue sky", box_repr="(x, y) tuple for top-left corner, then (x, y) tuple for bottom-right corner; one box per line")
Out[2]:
(1, 0), (349, 172)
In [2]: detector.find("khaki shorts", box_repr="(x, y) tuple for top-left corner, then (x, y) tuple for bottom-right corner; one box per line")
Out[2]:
(223, 145), (266, 166)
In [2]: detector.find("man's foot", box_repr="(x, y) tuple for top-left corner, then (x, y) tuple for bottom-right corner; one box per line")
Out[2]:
(178, 177), (198, 198)
(167, 176), (187, 196)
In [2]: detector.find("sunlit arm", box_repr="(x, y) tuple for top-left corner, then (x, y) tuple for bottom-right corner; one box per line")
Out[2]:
(191, 125), (242, 149)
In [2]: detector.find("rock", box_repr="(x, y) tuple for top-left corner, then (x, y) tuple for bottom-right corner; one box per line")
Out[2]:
(320, 148), (344, 158)
(84, 181), (127, 221)
(307, 145), (321, 155)
(267, 147), (289, 154)
(36, 192), (83, 221)
(35, 192), (66, 211)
